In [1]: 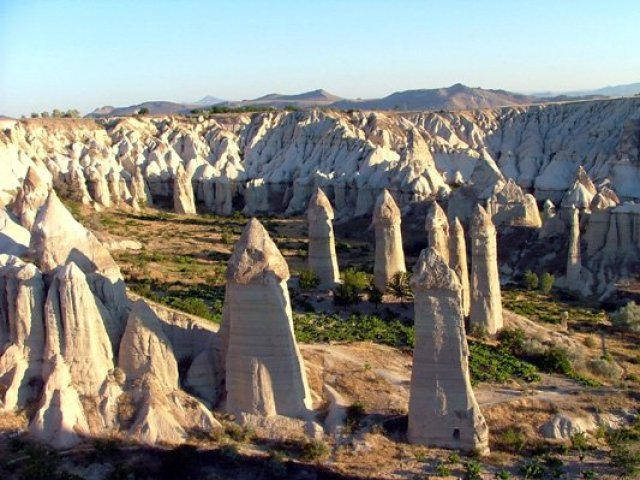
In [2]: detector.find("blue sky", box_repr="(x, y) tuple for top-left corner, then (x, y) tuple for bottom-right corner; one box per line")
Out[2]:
(1, 0), (639, 116)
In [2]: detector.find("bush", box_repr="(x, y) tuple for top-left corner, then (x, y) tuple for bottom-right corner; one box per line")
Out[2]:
(539, 273), (555, 294)
(345, 401), (366, 432)
(368, 285), (384, 307)
(588, 357), (623, 380)
(534, 347), (573, 375)
(298, 269), (320, 290)
(523, 270), (539, 290)
(610, 301), (640, 334)
(435, 463), (451, 476)
(333, 268), (369, 305)
(463, 459), (483, 480)
(300, 439), (330, 462)
(386, 271), (413, 302)
(498, 328), (527, 356)
(499, 428), (527, 452)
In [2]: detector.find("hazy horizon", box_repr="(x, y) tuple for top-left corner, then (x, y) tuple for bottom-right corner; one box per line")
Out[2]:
(1, 0), (639, 117)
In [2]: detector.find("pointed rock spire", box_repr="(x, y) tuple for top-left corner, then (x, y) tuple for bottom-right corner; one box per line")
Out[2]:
(372, 190), (406, 292)
(470, 205), (503, 334)
(11, 166), (50, 230)
(426, 201), (449, 264)
(306, 187), (340, 288)
(173, 164), (196, 214)
(449, 218), (470, 316)
(223, 218), (311, 418)
(566, 207), (582, 290)
(408, 247), (489, 454)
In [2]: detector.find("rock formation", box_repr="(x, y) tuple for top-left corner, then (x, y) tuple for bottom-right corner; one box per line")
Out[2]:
(86, 167), (111, 208)
(489, 179), (542, 228)
(173, 164), (196, 214)
(130, 165), (153, 207)
(470, 205), (503, 334)
(372, 190), (406, 292)
(118, 300), (219, 445)
(0, 256), (45, 411)
(0, 208), (31, 257)
(425, 201), (449, 264)
(222, 218), (311, 418)
(11, 167), (50, 230)
(306, 187), (340, 288)
(566, 207), (583, 290)
(408, 247), (489, 454)
(449, 218), (471, 316)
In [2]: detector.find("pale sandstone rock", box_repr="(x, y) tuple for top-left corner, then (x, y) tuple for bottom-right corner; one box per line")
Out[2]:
(29, 354), (89, 449)
(30, 191), (127, 340)
(425, 201), (449, 264)
(540, 199), (566, 238)
(45, 262), (114, 397)
(0, 258), (45, 410)
(449, 218), (471, 316)
(223, 218), (311, 418)
(470, 205), (503, 334)
(106, 170), (121, 205)
(119, 300), (179, 388)
(566, 207), (582, 292)
(11, 167), (50, 230)
(119, 300), (220, 445)
(0, 208), (30, 257)
(307, 187), (340, 288)
(86, 167), (111, 207)
(408, 247), (489, 454)
(372, 190), (406, 292)
(173, 163), (196, 214)
(540, 413), (597, 440)
(489, 178), (541, 228)
(130, 165), (152, 207)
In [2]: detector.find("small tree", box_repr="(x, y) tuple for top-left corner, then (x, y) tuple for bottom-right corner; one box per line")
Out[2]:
(539, 272), (554, 294)
(52, 109), (62, 118)
(387, 271), (413, 303)
(138, 107), (149, 115)
(523, 270), (539, 290)
(298, 269), (319, 290)
(333, 268), (369, 306)
(610, 301), (640, 333)
(30, 112), (39, 118)
(40, 111), (50, 118)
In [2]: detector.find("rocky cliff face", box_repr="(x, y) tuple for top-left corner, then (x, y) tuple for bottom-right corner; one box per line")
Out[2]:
(1, 98), (638, 219)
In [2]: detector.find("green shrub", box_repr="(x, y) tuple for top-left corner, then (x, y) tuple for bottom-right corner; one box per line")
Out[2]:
(435, 462), (451, 476)
(534, 347), (573, 375)
(224, 423), (255, 443)
(496, 469), (512, 479)
(498, 328), (527, 356)
(468, 341), (541, 384)
(463, 459), (483, 480)
(469, 323), (488, 339)
(300, 439), (330, 462)
(386, 271), (413, 302)
(333, 268), (369, 305)
(539, 273), (555, 294)
(499, 428), (527, 452)
(520, 459), (545, 479)
(610, 301), (640, 333)
(368, 285), (384, 307)
(167, 297), (217, 322)
(588, 357), (623, 380)
(523, 270), (539, 290)
(298, 269), (320, 290)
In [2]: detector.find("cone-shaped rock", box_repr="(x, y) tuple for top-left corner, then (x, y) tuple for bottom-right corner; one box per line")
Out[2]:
(86, 167), (111, 207)
(29, 354), (89, 449)
(426, 201), (449, 264)
(566, 207), (582, 290)
(223, 218), (311, 417)
(0, 257), (45, 410)
(0, 207), (31, 257)
(470, 205), (503, 334)
(408, 247), (489, 454)
(44, 262), (114, 398)
(119, 300), (179, 388)
(449, 218), (471, 316)
(372, 190), (406, 292)
(173, 164), (196, 214)
(306, 187), (340, 288)
(11, 167), (50, 230)
(30, 191), (122, 280)
(131, 165), (152, 207)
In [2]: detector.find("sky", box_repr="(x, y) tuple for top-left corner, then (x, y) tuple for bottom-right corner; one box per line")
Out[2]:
(1, 0), (639, 116)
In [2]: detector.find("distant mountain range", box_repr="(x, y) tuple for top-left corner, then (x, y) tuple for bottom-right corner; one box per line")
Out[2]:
(530, 82), (640, 98)
(86, 82), (640, 117)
